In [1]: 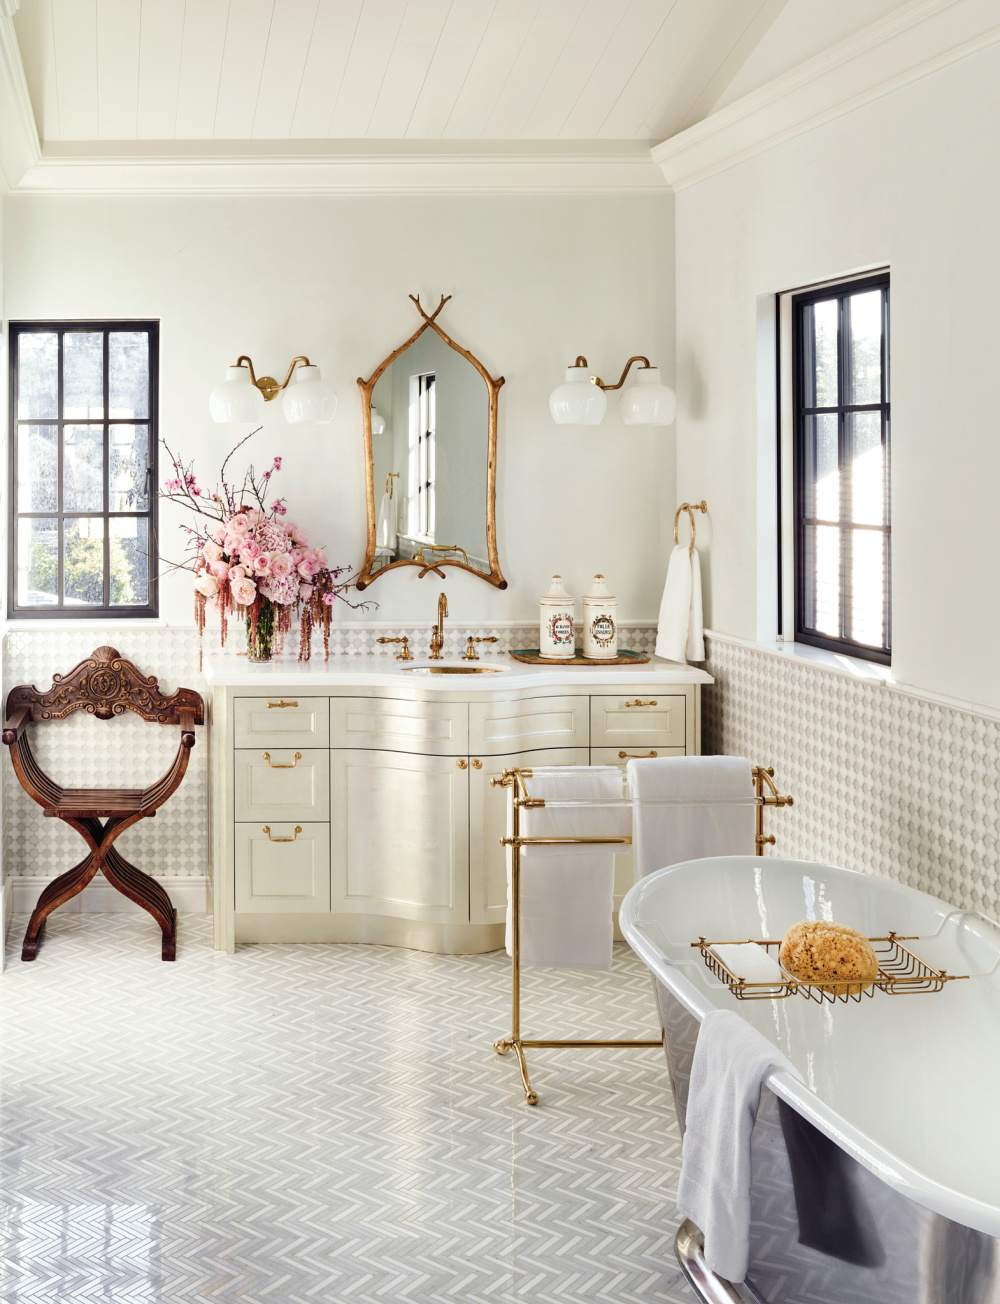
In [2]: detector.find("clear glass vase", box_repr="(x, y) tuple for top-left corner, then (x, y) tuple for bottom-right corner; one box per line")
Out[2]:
(247, 597), (276, 662)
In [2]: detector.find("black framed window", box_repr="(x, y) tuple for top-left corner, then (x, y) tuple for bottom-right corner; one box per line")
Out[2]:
(9, 321), (158, 618)
(793, 275), (889, 663)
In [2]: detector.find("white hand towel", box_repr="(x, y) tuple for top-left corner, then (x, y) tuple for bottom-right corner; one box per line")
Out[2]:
(376, 491), (396, 550)
(686, 548), (705, 662)
(655, 544), (692, 663)
(626, 756), (755, 880)
(677, 1008), (803, 1283)
(505, 767), (630, 971)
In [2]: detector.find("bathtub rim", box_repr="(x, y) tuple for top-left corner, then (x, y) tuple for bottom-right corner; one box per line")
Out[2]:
(620, 854), (1000, 1240)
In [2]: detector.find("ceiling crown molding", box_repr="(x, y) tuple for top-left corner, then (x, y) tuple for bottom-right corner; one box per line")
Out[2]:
(11, 140), (668, 197)
(652, 0), (1000, 191)
(0, 8), (39, 191)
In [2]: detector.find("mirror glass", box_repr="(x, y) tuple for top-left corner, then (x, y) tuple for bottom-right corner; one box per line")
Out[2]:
(369, 331), (489, 577)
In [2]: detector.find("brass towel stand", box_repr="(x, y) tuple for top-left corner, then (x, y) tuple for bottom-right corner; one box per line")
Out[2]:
(674, 500), (707, 556)
(491, 763), (794, 1105)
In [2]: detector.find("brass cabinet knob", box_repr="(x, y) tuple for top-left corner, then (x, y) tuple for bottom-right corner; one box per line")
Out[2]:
(471, 758), (483, 769)
(456, 759), (468, 770)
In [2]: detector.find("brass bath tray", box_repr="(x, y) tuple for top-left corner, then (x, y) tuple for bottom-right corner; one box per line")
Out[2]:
(694, 933), (970, 1005)
(509, 649), (651, 666)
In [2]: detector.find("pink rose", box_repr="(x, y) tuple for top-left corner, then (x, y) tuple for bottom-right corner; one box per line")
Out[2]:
(240, 538), (260, 560)
(227, 513), (250, 535)
(208, 522), (227, 544)
(202, 541), (223, 563)
(290, 525), (309, 546)
(253, 554), (271, 577)
(223, 535), (242, 557)
(298, 582), (314, 599)
(211, 561), (230, 580)
(313, 547), (328, 568)
(229, 565), (246, 581)
(289, 547), (304, 565)
(231, 577), (257, 606)
(297, 557), (319, 579)
(269, 553), (293, 579)
(194, 574), (219, 598)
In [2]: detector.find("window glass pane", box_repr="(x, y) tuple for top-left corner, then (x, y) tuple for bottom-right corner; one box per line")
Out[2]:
(109, 332), (149, 419)
(849, 412), (883, 525)
(850, 529), (884, 647)
(110, 516), (148, 606)
(110, 424), (150, 511)
(804, 523), (841, 636)
(17, 333), (59, 419)
(64, 424), (105, 511)
(804, 299), (838, 407)
(847, 290), (882, 406)
(63, 332), (104, 419)
(64, 517), (106, 605)
(804, 414), (839, 520)
(17, 424), (58, 511)
(18, 517), (59, 607)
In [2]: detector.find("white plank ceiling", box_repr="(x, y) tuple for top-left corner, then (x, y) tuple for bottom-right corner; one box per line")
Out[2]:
(13, 0), (787, 146)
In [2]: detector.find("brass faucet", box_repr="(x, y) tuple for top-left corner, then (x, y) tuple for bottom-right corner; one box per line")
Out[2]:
(429, 592), (448, 659)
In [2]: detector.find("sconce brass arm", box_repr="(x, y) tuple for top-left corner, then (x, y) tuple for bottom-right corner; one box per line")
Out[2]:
(591, 355), (652, 392)
(234, 354), (313, 402)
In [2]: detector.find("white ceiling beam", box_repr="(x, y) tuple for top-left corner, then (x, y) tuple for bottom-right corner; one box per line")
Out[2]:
(0, 8), (40, 190)
(653, 0), (1000, 190)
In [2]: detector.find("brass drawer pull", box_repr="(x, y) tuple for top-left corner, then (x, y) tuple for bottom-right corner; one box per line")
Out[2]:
(625, 699), (657, 708)
(457, 759), (468, 770)
(262, 751), (302, 769)
(267, 700), (298, 709)
(263, 825), (302, 842)
(619, 750), (658, 759)
(471, 758), (483, 769)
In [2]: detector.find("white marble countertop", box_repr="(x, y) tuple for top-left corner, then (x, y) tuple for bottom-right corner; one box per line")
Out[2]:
(202, 651), (713, 691)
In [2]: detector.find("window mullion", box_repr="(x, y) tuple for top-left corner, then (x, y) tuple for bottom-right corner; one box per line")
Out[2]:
(102, 329), (111, 606)
(57, 330), (65, 608)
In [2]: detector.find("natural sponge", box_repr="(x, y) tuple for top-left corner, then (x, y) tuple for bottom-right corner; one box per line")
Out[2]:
(778, 920), (880, 994)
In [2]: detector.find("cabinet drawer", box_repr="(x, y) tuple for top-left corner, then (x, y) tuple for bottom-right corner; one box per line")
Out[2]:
(330, 698), (468, 756)
(591, 745), (686, 768)
(469, 696), (588, 755)
(235, 823), (331, 913)
(235, 749), (330, 822)
(234, 697), (329, 749)
(590, 694), (686, 748)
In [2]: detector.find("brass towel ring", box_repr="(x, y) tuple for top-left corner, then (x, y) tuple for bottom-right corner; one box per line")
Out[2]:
(673, 500), (708, 557)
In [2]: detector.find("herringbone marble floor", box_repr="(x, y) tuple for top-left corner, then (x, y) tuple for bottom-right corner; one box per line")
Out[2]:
(0, 915), (693, 1304)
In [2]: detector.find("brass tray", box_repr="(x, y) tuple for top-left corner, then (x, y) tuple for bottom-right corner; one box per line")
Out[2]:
(510, 649), (651, 666)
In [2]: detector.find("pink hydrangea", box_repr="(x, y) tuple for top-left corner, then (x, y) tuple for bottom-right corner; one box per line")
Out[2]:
(259, 573), (298, 605)
(231, 576), (257, 606)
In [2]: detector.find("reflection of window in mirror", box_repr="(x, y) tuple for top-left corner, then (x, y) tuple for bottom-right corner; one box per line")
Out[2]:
(408, 372), (436, 543)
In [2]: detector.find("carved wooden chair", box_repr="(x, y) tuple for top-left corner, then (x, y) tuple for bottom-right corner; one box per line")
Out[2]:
(2, 646), (204, 962)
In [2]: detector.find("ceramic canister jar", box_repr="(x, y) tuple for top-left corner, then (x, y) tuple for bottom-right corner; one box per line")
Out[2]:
(539, 575), (576, 659)
(582, 574), (618, 659)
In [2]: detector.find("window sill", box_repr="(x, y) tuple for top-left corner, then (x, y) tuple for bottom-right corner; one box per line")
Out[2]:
(705, 630), (891, 683)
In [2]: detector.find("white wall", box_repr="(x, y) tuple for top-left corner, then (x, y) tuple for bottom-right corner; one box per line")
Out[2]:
(674, 42), (1000, 709)
(4, 193), (675, 628)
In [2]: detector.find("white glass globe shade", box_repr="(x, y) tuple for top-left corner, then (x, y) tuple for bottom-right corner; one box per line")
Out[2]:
(619, 367), (676, 426)
(209, 366), (265, 423)
(281, 364), (337, 425)
(370, 405), (386, 436)
(549, 365), (607, 425)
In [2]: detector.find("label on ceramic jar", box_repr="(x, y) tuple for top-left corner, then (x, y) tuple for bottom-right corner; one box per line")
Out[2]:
(548, 612), (574, 646)
(590, 614), (615, 647)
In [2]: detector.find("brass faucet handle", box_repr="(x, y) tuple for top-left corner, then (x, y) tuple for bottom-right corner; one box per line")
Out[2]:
(463, 636), (499, 661)
(377, 636), (413, 661)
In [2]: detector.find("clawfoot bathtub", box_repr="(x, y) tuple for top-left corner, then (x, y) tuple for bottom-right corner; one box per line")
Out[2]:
(620, 856), (1000, 1304)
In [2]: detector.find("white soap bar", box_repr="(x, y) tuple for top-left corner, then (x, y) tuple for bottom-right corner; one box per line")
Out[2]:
(710, 942), (785, 985)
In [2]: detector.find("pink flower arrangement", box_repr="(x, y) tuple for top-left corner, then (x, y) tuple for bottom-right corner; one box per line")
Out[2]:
(158, 430), (373, 664)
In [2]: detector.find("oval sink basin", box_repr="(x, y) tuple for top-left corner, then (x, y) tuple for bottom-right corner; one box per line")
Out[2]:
(402, 664), (506, 675)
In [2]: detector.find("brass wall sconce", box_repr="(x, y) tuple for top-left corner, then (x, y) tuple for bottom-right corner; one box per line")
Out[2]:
(549, 354), (676, 427)
(209, 355), (337, 424)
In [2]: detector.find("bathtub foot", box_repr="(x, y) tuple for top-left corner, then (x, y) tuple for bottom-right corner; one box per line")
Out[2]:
(493, 1038), (512, 1055)
(675, 1219), (746, 1303)
(513, 1042), (539, 1105)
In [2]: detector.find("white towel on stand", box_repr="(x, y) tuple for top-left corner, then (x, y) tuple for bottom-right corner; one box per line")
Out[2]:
(678, 1008), (803, 1283)
(686, 548), (705, 662)
(505, 767), (630, 971)
(655, 544), (692, 662)
(626, 756), (755, 879)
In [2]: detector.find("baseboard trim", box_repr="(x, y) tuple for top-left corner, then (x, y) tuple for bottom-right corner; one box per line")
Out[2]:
(9, 876), (210, 915)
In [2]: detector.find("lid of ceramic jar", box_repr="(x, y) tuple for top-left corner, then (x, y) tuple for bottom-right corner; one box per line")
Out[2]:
(584, 573), (614, 601)
(543, 575), (573, 600)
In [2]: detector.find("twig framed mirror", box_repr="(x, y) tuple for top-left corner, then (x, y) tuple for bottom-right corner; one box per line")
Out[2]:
(355, 295), (506, 591)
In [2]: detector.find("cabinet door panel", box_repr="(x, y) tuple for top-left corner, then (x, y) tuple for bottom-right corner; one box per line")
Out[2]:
(468, 747), (589, 927)
(235, 823), (331, 913)
(590, 694), (686, 748)
(235, 749), (330, 822)
(469, 696), (588, 755)
(234, 697), (330, 749)
(330, 698), (468, 756)
(330, 751), (469, 923)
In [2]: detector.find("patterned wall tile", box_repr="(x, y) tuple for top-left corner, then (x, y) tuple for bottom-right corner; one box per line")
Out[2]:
(702, 634), (1000, 918)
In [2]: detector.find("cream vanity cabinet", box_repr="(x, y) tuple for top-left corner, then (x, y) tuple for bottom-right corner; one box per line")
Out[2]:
(206, 660), (712, 954)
